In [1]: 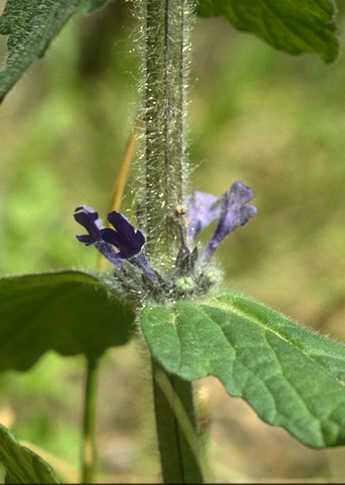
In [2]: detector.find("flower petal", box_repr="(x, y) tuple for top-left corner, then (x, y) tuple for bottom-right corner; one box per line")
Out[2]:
(108, 212), (137, 238)
(75, 207), (148, 272)
(76, 234), (95, 246)
(204, 181), (257, 260)
(107, 211), (145, 258)
(74, 206), (123, 269)
(74, 205), (103, 244)
(100, 227), (122, 247)
(187, 191), (221, 239)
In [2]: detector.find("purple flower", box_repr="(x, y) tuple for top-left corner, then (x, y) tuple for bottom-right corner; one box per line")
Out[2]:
(74, 207), (145, 260)
(74, 205), (103, 245)
(74, 180), (256, 295)
(101, 212), (145, 259)
(203, 181), (257, 261)
(74, 206), (158, 282)
(187, 192), (221, 240)
(74, 206), (122, 268)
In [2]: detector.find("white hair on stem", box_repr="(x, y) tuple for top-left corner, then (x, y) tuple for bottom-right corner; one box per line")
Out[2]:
(133, 0), (195, 270)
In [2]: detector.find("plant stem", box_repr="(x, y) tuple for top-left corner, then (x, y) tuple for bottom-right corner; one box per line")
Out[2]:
(137, 0), (193, 266)
(81, 356), (99, 483)
(151, 360), (205, 483)
(136, 0), (203, 481)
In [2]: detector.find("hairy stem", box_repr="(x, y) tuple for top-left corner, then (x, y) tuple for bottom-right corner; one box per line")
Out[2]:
(81, 356), (99, 483)
(136, 0), (203, 482)
(151, 360), (205, 483)
(137, 0), (193, 265)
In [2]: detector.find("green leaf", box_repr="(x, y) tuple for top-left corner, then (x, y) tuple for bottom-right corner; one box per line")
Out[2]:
(197, 0), (339, 63)
(0, 0), (110, 103)
(140, 291), (345, 448)
(0, 270), (135, 371)
(0, 423), (59, 483)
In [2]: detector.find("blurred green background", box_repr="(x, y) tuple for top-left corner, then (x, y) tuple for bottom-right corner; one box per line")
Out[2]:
(1, 0), (345, 482)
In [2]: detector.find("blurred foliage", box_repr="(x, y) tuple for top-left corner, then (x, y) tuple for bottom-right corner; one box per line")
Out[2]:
(1, 0), (345, 482)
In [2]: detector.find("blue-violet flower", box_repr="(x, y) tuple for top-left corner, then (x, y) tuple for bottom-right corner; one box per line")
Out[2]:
(74, 180), (256, 298)
(187, 181), (257, 261)
(187, 191), (221, 240)
(74, 206), (123, 269)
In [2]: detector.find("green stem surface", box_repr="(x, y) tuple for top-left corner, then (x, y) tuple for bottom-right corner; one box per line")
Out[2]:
(137, 0), (203, 481)
(151, 360), (205, 483)
(81, 356), (99, 483)
(138, 0), (193, 265)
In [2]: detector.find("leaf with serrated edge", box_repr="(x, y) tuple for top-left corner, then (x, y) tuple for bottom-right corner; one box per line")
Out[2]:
(197, 0), (339, 63)
(0, 0), (110, 103)
(0, 424), (59, 483)
(140, 291), (345, 448)
(0, 270), (135, 371)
